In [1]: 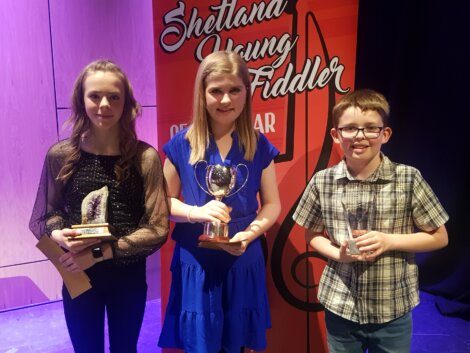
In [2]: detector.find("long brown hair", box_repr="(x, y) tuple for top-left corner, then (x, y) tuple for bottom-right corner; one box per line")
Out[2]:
(186, 51), (258, 164)
(57, 60), (141, 183)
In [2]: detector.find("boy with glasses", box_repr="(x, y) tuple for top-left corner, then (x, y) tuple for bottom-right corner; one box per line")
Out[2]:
(293, 89), (449, 352)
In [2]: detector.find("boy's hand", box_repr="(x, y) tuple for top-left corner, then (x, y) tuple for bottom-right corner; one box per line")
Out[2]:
(355, 231), (393, 261)
(339, 240), (367, 263)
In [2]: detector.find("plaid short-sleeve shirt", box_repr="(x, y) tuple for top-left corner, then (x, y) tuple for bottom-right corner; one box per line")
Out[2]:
(293, 154), (449, 324)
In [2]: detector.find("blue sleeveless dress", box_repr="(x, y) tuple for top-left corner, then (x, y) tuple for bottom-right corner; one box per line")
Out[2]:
(158, 129), (278, 353)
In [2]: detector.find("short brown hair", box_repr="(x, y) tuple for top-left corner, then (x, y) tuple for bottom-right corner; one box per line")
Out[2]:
(332, 89), (390, 127)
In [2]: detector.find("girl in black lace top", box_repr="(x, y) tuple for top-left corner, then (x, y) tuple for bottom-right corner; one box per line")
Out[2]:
(29, 60), (169, 353)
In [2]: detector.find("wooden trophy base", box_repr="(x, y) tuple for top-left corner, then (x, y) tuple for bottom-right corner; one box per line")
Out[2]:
(70, 223), (116, 241)
(198, 234), (241, 250)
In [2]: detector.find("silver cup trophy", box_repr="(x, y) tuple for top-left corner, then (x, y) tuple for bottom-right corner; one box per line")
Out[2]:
(194, 161), (248, 247)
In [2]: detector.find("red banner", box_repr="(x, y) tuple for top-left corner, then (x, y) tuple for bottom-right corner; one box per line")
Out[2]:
(153, 1), (358, 352)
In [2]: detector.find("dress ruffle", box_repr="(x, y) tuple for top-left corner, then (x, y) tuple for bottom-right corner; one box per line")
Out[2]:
(159, 245), (271, 353)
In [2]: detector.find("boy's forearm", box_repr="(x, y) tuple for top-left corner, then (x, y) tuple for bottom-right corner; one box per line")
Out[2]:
(307, 232), (341, 261)
(389, 225), (448, 253)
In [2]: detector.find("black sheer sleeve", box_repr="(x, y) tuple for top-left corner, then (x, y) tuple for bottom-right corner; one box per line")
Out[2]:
(111, 143), (169, 261)
(29, 142), (69, 239)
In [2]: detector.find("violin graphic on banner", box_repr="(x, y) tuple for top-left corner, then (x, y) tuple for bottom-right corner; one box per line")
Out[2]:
(251, 1), (358, 352)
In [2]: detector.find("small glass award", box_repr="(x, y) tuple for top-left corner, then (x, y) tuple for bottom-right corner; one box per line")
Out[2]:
(70, 186), (116, 241)
(341, 197), (376, 255)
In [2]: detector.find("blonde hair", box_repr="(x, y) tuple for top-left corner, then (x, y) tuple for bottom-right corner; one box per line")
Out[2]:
(186, 51), (258, 164)
(57, 59), (141, 183)
(332, 89), (390, 127)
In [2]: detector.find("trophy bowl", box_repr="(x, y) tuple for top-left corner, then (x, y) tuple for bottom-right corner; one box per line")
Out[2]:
(206, 164), (236, 201)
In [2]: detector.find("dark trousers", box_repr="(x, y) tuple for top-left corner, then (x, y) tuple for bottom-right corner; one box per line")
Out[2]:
(325, 309), (412, 353)
(62, 261), (147, 353)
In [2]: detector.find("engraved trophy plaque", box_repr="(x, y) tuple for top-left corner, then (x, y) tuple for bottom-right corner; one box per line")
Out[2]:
(194, 161), (248, 249)
(70, 186), (116, 241)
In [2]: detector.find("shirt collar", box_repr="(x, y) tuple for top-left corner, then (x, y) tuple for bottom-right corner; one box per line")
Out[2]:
(334, 153), (395, 182)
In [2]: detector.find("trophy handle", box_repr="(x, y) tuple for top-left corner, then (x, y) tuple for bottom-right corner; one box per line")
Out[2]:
(226, 163), (249, 197)
(193, 160), (213, 197)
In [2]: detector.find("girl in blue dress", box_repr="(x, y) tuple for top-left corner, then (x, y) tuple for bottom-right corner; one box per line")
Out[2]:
(158, 51), (281, 353)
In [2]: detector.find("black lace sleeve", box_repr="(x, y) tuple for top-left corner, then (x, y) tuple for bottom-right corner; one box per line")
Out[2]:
(111, 143), (169, 261)
(29, 142), (68, 239)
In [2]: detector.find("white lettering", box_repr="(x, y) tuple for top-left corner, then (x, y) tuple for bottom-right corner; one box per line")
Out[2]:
(254, 113), (264, 133)
(160, 0), (288, 53)
(160, 2), (187, 53)
(253, 112), (276, 133)
(257, 56), (349, 99)
(160, 1), (351, 99)
(169, 123), (188, 138)
(264, 112), (276, 132)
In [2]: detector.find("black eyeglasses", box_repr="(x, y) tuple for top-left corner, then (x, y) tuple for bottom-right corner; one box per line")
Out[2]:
(337, 126), (384, 139)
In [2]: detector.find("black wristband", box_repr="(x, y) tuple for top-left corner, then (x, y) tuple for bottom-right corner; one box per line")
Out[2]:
(92, 246), (104, 262)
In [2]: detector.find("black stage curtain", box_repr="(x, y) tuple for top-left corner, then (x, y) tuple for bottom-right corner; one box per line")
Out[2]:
(355, 0), (469, 319)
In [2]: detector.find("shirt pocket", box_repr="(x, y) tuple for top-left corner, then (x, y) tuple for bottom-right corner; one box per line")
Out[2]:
(375, 187), (410, 232)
